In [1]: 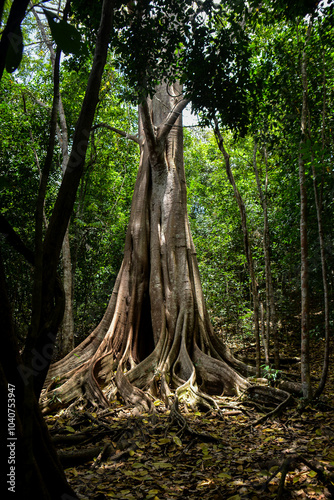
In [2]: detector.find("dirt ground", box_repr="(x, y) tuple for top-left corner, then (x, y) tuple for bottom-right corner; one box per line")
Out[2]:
(45, 337), (334, 500)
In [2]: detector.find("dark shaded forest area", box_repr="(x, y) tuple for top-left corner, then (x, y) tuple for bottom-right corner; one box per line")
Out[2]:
(1, 0), (333, 499)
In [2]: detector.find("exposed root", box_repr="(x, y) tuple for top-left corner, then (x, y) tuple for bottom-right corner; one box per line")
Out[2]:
(58, 445), (104, 468)
(245, 385), (293, 427)
(261, 454), (334, 499)
(175, 369), (218, 411)
(168, 397), (220, 443)
(115, 364), (154, 412)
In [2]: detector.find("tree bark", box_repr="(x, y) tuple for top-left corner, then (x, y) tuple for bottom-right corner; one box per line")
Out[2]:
(299, 37), (312, 400)
(58, 226), (75, 358)
(43, 83), (254, 413)
(253, 142), (280, 368)
(0, 250), (78, 500)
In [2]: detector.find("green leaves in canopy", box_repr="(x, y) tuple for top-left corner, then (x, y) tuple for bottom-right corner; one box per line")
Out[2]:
(43, 9), (83, 56)
(182, 8), (251, 134)
(5, 25), (24, 73)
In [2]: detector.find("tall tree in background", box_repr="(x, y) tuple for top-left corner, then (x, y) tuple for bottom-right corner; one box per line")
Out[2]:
(214, 122), (261, 378)
(253, 144), (280, 369)
(299, 24), (312, 400)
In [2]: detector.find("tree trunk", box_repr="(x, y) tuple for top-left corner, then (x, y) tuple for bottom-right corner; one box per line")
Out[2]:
(33, 5), (75, 360)
(0, 250), (78, 500)
(253, 142), (280, 369)
(57, 226), (75, 359)
(310, 55), (330, 398)
(299, 39), (312, 400)
(43, 83), (254, 413)
(260, 301), (269, 365)
(214, 122), (261, 378)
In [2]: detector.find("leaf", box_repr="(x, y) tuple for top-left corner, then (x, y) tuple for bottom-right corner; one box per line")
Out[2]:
(153, 399), (163, 406)
(43, 9), (82, 55)
(122, 470), (135, 476)
(65, 426), (75, 433)
(173, 435), (182, 447)
(151, 461), (173, 469)
(308, 470), (317, 478)
(5, 26), (23, 73)
(158, 438), (170, 444)
(218, 472), (232, 479)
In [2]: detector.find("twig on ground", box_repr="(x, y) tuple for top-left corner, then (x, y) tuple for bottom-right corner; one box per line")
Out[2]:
(261, 453), (334, 499)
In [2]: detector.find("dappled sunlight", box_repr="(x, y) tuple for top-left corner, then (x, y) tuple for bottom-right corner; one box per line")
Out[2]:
(45, 359), (334, 500)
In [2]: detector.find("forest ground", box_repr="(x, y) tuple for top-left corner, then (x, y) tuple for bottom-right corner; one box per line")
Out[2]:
(45, 331), (334, 500)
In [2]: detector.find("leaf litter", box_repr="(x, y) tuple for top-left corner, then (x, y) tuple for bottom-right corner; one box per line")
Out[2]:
(45, 340), (334, 500)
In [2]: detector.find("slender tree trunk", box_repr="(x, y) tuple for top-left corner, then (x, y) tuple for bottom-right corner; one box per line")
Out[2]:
(33, 5), (75, 360)
(214, 122), (261, 378)
(57, 98), (75, 359)
(299, 40), (312, 400)
(260, 301), (269, 365)
(310, 56), (330, 398)
(58, 227), (75, 358)
(253, 142), (280, 368)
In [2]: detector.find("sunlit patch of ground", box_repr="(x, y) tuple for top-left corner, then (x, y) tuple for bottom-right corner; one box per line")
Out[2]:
(45, 338), (334, 499)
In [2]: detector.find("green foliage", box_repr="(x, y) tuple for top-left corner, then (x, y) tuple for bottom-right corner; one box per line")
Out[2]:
(43, 8), (83, 55)
(261, 364), (281, 383)
(184, 129), (257, 334)
(1, 0), (334, 350)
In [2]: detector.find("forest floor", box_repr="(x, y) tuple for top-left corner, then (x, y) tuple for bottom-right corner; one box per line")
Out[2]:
(45, 336), (334, 500)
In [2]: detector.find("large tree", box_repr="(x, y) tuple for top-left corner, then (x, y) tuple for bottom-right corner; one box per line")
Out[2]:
(43, 80), (254, 412)
(43, 0), (306, 412)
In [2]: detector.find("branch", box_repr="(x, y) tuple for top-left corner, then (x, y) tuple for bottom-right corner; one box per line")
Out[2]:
(92, 122), (140, 144)
(0, 214), (34, 264)
(157, 98), (190, 144)
(213, 118), (230, 167)
(0, 0), (30, 81)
